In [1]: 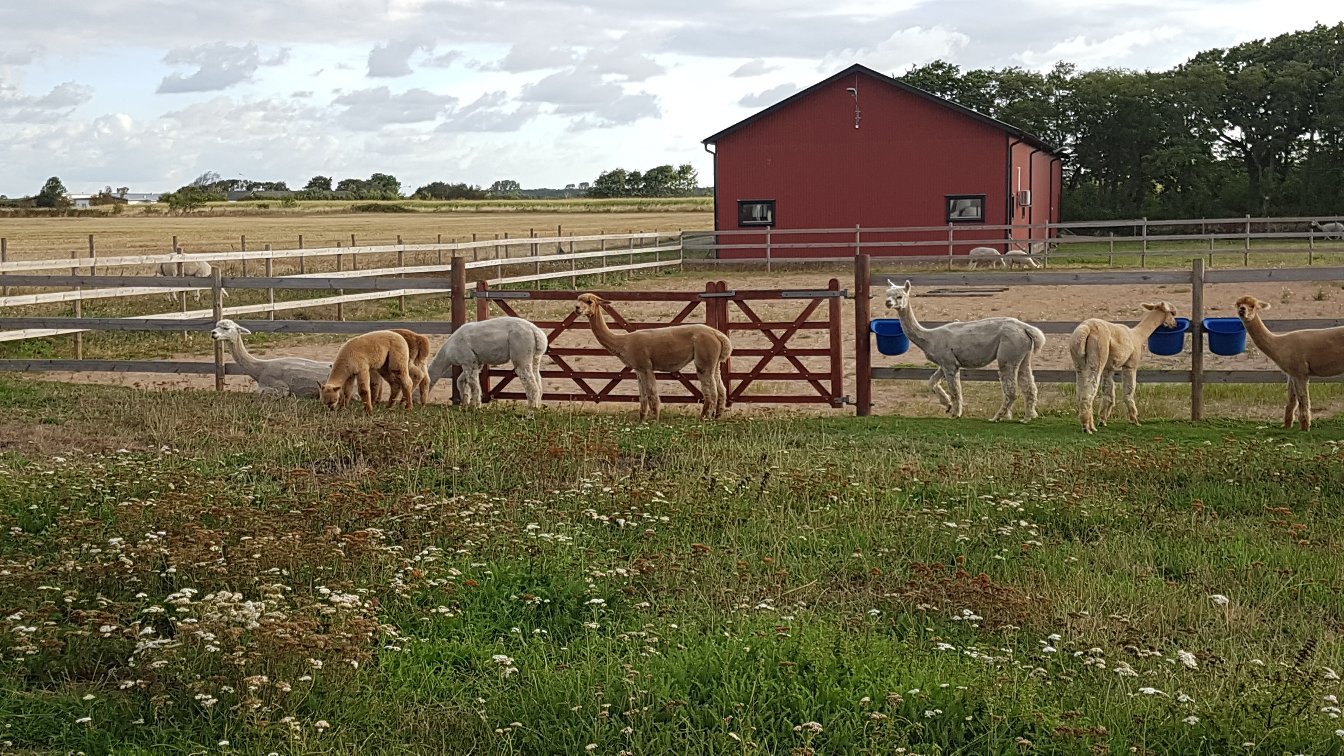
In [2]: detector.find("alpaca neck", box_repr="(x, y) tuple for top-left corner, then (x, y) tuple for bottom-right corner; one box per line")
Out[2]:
(587, 307), (628, 355)
(1132, 309), (1171, 340)
(224, 334), (265, 372)
(896, 302), (936, 349)
(1243, 315), (1286, 362)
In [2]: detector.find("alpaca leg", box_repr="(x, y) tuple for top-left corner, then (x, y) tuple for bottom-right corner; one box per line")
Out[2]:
(1298, 378), (1312, 431)
(946, 369), (964, 419)
(636, 370), (658, 421)
(396, 370), (414, 410)
(927, 368), (952, 412)
(696, 368), (716, 419)
(456, 371), (474, 409)
(1098, 372), (1117, 426)
(1076, 370), (1098, 434)
(1283, 377), (1299, 429)
(515, 363), (540, 410)
(1122, 368), (1140, 425)
(357, 372), (374, 416)
(990, 361), (1019, 422)
(528, 355), (545, 409)
(1018, 359), (1039, 422)
(714, 366), (728, 418)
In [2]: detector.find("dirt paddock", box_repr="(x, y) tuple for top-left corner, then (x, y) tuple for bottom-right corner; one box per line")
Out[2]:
(20, 267), (1344, 423)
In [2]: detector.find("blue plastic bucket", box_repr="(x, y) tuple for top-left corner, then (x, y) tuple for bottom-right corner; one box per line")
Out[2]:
(870, 319), (910, 356)
(1148, 317), (1190, 356)
(1203, 317), (1247, 356)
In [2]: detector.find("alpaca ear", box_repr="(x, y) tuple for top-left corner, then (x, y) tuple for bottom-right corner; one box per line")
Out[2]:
(1141, 302), (1157, 310)
(1258, 300), (1271, 311)
(903, 280), (912, 292)
(887, 278), (896, 288)
(237, 325), (252, 335)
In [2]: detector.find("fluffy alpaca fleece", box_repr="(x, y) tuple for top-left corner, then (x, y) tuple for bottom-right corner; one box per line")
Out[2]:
(1068, 302), (1177, 433)
(1235, 295), (1344, 430)
(372, 328), (432, 406)
(575, 293), (732, 421)
(426, 317), (548, 409)
(319, 330), (414, 415)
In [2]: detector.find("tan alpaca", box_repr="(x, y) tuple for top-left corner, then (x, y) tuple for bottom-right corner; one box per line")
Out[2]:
(1236, 296), (1344, 430)
(373, 328), (431, 406)
(319, 330), (414, 416)
(1069, 301), (1177, 433)
(574, 293), (732, 421)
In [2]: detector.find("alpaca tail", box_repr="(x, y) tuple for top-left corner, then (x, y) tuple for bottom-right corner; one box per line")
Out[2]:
(1024, 323), (1046, 355)
(715, 329), (733, 363)
(1068, 322), (1103, 373)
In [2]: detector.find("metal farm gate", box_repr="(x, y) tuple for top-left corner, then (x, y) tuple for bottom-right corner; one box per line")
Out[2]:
(472, 279), (847, 407)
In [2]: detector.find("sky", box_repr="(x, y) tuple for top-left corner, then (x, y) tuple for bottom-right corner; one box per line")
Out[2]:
(0, 1), (1339, 197)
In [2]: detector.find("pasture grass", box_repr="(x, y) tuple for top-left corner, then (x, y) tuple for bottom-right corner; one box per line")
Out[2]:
(2, 377), (1343, 754)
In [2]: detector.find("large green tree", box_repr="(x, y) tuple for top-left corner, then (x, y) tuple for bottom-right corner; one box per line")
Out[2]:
(34, 177), (71, 209)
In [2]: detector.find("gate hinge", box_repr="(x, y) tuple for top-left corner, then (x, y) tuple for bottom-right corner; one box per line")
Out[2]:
(831, 395), (853, 407)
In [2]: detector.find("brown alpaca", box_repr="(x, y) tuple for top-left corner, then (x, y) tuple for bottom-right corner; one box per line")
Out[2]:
(1236, 296), (1344, 430)
(575, 293), (732, 421)
(1069, 301), (1177, 433)
(319, 330), (414, 415)
(374, 329), (431, 406)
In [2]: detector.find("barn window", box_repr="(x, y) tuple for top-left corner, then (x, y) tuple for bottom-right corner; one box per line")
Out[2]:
(738, 200), (776, 227)
(946, 194), (985, 223)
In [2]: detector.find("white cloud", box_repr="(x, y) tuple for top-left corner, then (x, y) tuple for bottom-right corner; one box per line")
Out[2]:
(490, 45), (577, 73)
(157, 42), (290, 94)
(367, 38), (435, 77)
(438, 91), (539, 133)
(825, 26), (971, 75)
(738, 83), (799, 108)
(521, 68), (661, 126)
(731, 59), (777, 78)
(1014, 28), (1184, 70)
(0, 78), (93, 123)
(333, 86), (457, 130)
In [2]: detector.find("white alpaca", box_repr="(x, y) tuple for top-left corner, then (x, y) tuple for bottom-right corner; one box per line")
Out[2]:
(1068, 302), (1177, 434)
(210, 319), (337, 398)
(967, 247), (1004, 269)
(1004, 249), (1040, 269)
(157, 249), (226, 302)
(884, 279), (1045, 421)
(1310, 221), (1344, 241)
(427, 317), (548, 409)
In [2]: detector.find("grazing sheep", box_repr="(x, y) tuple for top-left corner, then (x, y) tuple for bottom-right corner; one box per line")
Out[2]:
(156, 249), (225, 302)
(374, 328), (432, 406)
(968, 247), (1004, 269)
(1310, 220), (1344, 241)
(210, 319), (339, 399)
(320, 330), (414, 415)
(575, 294), (731, 421)
(884, 279), (1045, 421)
(426, 317), (548, 410)
(1069, 301), (1177, 434)
(1235, 296), (1344, 430)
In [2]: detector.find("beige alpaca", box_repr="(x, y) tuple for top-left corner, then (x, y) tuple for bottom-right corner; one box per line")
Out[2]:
(574, 293), (732, 421)
(373, 328), (431, 406)
(1069, 301), (1177, 433)
(319, 330), (414, 415)
(1236, 296), (1344, 430)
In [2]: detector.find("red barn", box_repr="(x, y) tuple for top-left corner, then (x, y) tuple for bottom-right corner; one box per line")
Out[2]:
(702, 63), (1064, 259)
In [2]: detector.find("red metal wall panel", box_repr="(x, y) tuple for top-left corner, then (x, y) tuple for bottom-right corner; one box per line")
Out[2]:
(712, 73), (1011, 258)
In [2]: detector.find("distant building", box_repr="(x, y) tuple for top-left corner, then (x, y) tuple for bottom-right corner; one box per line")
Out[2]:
(69, 194), (94, 209)
(702, 63), (1064, 258)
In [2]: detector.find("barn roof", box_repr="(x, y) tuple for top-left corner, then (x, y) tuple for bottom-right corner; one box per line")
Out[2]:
(702, 63), (1062, 154)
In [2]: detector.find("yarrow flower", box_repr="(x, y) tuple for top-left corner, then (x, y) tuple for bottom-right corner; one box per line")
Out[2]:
(1183, 716), (1199, 725)
(1177, 650), (1198, 669)
(1210, 594), (1230, 606)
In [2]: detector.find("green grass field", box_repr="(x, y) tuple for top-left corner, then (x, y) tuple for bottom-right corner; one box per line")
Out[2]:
(2, 377), (1342, 754)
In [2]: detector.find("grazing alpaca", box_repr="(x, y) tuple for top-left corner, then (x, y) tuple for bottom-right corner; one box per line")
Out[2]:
(374, 328), (432, 406)
(1235, 296), (1344, 430)
(1068, 301), (1177, 434)
(1310, 220), (1344, 241)
(574, 293), (731, 421)
(156, 249), (226, 302)
(319, 330), (414, 415)
(968, 247), (1004, 269)
(1004, 248), (1041, 269)
(426, 317), (548, 409)
(884, 280), (1045, 421)
(210, 319), (337, 399)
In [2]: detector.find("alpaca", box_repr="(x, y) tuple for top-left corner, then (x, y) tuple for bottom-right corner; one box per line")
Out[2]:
(1235, 296), (1344, 430)
(884, 280), (1045, 421)
(1004, 248), (1040, 269)
(319, 330), (414, 415)
(374, 328), (432, 406)
(426, 317), (548, 409)
(210, 319), (339, 398)
(575, 293), (731, 421)
(156, 249), (225, 303)
(968, 247), (1004, 269)
(1310, 221), (1344, 241)
(1068, 301), (1177, 434)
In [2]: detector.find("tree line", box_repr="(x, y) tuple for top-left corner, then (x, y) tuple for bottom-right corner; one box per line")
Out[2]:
(587, 164), (703, 198)
(900, 23), (1344, 220)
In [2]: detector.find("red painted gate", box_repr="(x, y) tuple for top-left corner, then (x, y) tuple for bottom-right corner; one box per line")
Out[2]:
(473, 279), (847, 407)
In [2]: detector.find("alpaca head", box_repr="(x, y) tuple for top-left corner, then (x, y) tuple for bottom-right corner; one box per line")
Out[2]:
(210, 319), (249, 341)
(1235, 295), (1268, 321)
(575, 293), (607, 318)
(318, 381), (344, 409)
(884, 279), (912, 311)
(1141, 301), (1178, 329)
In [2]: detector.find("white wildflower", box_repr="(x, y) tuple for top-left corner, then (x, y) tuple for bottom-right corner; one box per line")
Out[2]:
(1210, 594), (1230, 606)
(1177, 650), (1198, 669)
(1138, 687), (1165, 696)
(1183, 716), (1200, 725)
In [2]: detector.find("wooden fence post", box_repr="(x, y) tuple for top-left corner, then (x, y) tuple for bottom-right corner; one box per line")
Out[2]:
(298, 234), (306, 275)
(335, 241), (344, 321)
(264, 244), (274, 319)
(450, 256), (467, 406)
(946, 225), (955, 270)
(827, 278), (843, 407)
(397, 235), (406, 314)
(177, 255), (187, 340)
(1244, 215), (1253, 266)
(1140, 218), (1148, 268)
(1191, 258), (1205, 422)
(88, 235), (96, 277)
(765, 228), (773, 272)
(475, 281), (492, 401)
(213, 269), (225, 391)
(70, 250), (83, 360)
(1, 238), (8, 297)
(241, 235), (247, 277)
(854, 254), (872, 417)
